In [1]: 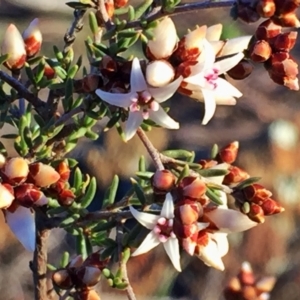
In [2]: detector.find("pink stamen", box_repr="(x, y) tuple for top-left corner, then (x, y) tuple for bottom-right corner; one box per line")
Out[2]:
(150, 101), (159, 112)
(157, 217), (167, 225)
(158, 235), (168, 243)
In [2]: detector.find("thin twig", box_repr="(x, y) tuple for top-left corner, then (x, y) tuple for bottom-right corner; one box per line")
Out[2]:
(136, 128), (164, 171)
(125, 0), (236, 29)
(64, 9), (86, 54)
(54, 104), (85, 127)
(32, 212), (50, 300)
(0, 69), (45, 111)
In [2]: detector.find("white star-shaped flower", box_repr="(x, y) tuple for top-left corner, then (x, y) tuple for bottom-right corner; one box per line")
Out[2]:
(183, 39), (244, 125)
(96, 58), (182, 141)
(130, 193), (181, 272)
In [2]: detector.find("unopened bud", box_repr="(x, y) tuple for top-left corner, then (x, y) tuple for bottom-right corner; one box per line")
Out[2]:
(227, 59), (254, 80)
(22, 18), (42, 57)
(58, 189), (75, 207)
(104, 2), (114, 18)
(152, 170), (175, 194)
(68, 255), (84, 268)
(272, 31), (297, 52)
(77, 266), (102, 287)
(146, 60), (175, 87)
(56, 161), (70, 182)
(182, 177), (207, 200)
(256, 0), (276, 18)
(114, 0), (128, 8)
(217, 141), (239, 164)
(239, 261), (255, 285)
(250, 40), (272, 63)
(0, 183), (15, 209)
(29, 163), (60, 187)
(272, 12), (300, 28)
(260, 198), (284, 215)
(275, 0), (300, 15)
(147, 17), (177, 60)
(14, 183), (48, 207)
(1, 24), (26, 70)
(174, 199), (202, 225)
(247, 203), (265, 223)
(243, 183), (272, 201)
(223, 166), (250, 185)
(52, 269), (73, 290)
(3, 157), (29, 184)
(255, 20), (282, 40)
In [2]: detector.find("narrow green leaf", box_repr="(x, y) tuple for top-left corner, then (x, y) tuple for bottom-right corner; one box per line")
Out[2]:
(135, 171), (154, 180)
(103, 175), (119, 208)
(134, 0), (153, 19)
(74, 167), (83, 192)
(89, 11), (99, 35)
(211, 143), (219, 159)
(206, 187), (224, 205)
(76, 231), (88, 259)
(80, 177), (97, 208)
(197, 168), (228, 177)
(162, 149), (194, 159)
(177, 164), (190, 184)
(60, 252), (70, 268)
(235, 177), (262, 190)
(131, 178), (146, 205)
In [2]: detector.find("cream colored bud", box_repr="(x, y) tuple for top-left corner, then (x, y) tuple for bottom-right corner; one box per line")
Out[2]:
(22, 18), (42, 57)
(1, 24), (26, 70)
(29, 163), (60, 187)
(3, 157), (29, 183)
(0, 183), (15, 209)
(146, 60), (175, 87)
(81, 266), (102, 287)
(68, 255), (84, 268)
(206, 24), (222, 42)
(147, 17), (177, 59)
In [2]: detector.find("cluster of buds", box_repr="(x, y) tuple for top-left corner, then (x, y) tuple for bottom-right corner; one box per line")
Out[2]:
(104, 0), (129, 18)
(224, 261), (276, 300)
(237, 0), (300, 27)
(233, 183), (284, 223)
(248, 19), (299, 90)
(52, 252), (108, 300)
(1, 18), (42, 71)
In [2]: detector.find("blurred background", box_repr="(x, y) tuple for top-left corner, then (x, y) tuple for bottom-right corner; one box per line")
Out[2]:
(1, 0), (300, 299)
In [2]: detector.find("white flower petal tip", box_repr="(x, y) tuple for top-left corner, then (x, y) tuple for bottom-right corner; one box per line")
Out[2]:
(131, 231), (160, 256)
(206, 24), (223, 42)
(164, 238), (182, 272)
(149, 107), (180, 129)
(5, 206), (36, 251)
(147, 17), (177, 59)
(130, 58), (147, 91)
(241, 261), (252, 272)
(213, 233), (229, 257)
(185, 25), (207, 51)
(219, 36), (252, 56)
(146, 60), (175, 87)
(205, 208), (258, 233)
(202, 90), (216, 125)
(160, 193), (175, 219)
(129, 205), (159, 230)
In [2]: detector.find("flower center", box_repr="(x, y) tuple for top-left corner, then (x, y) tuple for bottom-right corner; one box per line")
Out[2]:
(129, 91), (159, 119)
(203, 68), (219, 90)
(153, 217), (176, 243)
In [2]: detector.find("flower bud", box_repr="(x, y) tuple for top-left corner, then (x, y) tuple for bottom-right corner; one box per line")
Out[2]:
(0, 183), (15, 209)
(104, 2), (114, 18)
(275, 0), (300, 15)
(272, 13), (300, 28)
(249, 40), (272, 63)
(255, 20), (282, 40)
(247, 203), (265, 223)
(217, 141), (239, 164)
(272, 31), (297, 52)
(223, 166), (250, 185)
(114, 0), (128, 8)
(58, 189), (75, 207)
(14, 183), (48, 207)
(68, 255), (84, 268)
(146, 60), (175, 87)
(22, 18), (42, 57)
(182, 177), (207, 200)
(56, 161), (70, 182)
(151, 170), (175, 194)
(260, 198), (284, 215)
(255, 276), (276, 293)
(2, 157), (29, 184)
(256, 0), (276, 18)
(243, 183), (272, 201)
(1, 24), (26, 70)
(43, 62), (55, 80)
(173, 25), (207, 62)
(238, 261), (255, 285)
(174, 199), (202, 225)
(227, 59), (254, 80)
(147, 17), (177, 60)
(29, 163), (60, 187)
(76, 266), (102, 287)
(52, 269), (73, 289)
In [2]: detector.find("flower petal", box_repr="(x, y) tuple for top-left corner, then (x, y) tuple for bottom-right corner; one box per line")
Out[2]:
(196, 237), (225, 271)
(124, 111), (144, 141)
(149, 76), (182, 103)
(202, 89), (217, 125)
(95, 89), (133, 108)
(5, 206), (35, 251)
(160, 193), (175, 219)
(131, 231), (160, 256)
(212, 232), (229, 257)
(219, 36), (252, 56)
(197, 222), (210, 231)
(215, 52), (244, 75)
(207, 163), (230, 186)
(129, 205), (160, 230)
(163, 238), (182, 272)
(205, 208), (258, 233)
(206, 24), (223, 42)
(149, 106), (179, 129)
(215, 77), (243, 98)
(130, 57), (147, 92)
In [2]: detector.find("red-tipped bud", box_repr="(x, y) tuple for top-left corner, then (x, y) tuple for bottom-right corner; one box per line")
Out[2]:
(247, 203), (265, 223)
(217, 141), (239, 164)
(14, 183), (48, 207)
(227, 59), (254, 80)
(260, 198), (284, 215)
(198, 159), (218, 169)
(52, 269), (73, 290)
(104, 2), (114, 18)
(238, 261), (255, 285)
(223, 166), (250, 185)
(173, 26), (207, 62)
(29, 163), (60, 187)
(243, 183), (272, 201)
(272, 12), (300, 28)
(114, 0), (128, 8)
(58, 189), (75, 207)
(1, 24), (26, 70)
(182, 178), (207, 200)
(275, 0), (300, 15)
(76, 266), (102, 287)
(272, 31), (298, 51)
(256, 0), (276, 18)
(0, 183), (15, 209)
(22, 18), (42, 57)
(249, 40), (272, 63)
(43, 62), (55, 80)
(2, 157), (29, 184)
(174, 199), (202, 225)
(152, 170), (175, 194)
(56, 161), (70, 182)
(255, 20), (282, 40)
